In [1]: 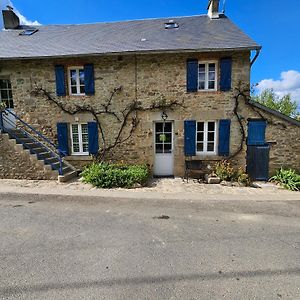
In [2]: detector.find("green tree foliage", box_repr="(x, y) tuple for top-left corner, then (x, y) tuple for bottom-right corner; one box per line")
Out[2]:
(252, 89), (299, 119)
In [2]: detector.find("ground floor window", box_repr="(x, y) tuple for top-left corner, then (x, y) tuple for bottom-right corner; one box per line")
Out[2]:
(0, 79), (14, 109)
(70, 123), (89, 155)
(155, 122), (173, 154)
(196, 121), (218, 155)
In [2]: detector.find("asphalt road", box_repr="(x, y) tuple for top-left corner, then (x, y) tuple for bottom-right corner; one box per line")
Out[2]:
(0, 193), (299, 300)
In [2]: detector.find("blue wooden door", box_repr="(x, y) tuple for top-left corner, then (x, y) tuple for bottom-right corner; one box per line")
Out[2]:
(247, 145), (270, 181)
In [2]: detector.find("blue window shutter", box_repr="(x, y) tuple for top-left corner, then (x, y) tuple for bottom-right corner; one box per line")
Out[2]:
(218, 119), (231, 156)
(247, 120), (267, 145)
(186, 59), (198, 92)
(57, 123), (69, 156)
(55, 65), (66, 96)
(184, 120), (196, 156)
(220, 58), (232, 91)
(84, 64), (95, 95)
(88, 122), (99, 155)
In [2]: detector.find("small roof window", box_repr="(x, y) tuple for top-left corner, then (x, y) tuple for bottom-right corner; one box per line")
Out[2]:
(164, 20), (179, 29)
(19, 29), (38, 36)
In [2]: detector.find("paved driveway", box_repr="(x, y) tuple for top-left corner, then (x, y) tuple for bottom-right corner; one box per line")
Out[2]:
(0, 193), (299, 299)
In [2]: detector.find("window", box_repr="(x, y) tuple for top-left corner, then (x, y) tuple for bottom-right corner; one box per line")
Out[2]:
(0, 79), (14, 109)
(155, 122), (173, 154)
(68, 67), (85, 95)
(198, 62), (217, 91)
(196, 121), (218, 155)
(71, 124), (89, 155)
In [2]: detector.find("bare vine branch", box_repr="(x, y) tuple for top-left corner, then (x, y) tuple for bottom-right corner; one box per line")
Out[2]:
(31, 85), (185, 161)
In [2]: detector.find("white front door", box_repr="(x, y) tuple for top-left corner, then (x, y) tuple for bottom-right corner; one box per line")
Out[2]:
(153, 121), (174, 177)
(0, 79), (16, 129)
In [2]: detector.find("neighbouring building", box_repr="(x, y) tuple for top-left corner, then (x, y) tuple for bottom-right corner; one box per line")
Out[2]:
(0, 0), (299, 181)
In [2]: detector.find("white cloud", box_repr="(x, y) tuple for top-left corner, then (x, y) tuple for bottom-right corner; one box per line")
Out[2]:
(0, 0), (41, 28)
(256, 70), (300, 109)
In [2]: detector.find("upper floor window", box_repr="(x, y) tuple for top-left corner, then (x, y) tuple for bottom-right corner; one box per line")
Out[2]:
(196, 121), (218, 155)
(198, 62), (217, 91)
(0, 79), (14, 109)
(68, 67), (85, 95)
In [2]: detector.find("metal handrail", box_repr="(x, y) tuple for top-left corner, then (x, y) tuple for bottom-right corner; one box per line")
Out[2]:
(0, 109), (64, 175)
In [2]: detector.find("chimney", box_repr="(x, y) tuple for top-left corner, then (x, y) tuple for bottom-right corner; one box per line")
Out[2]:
(207, 0), (220, 19)
(2, 6), (20, 29)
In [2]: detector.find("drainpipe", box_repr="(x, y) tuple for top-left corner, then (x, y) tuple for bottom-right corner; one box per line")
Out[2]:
(250, 49), (261, 68)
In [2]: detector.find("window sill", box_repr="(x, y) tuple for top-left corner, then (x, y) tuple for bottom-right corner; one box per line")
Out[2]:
(190, 155), (228, 161)
(186, 90), (231, 94)
(65, 155), (92, 161)
(69, 93), (86, 97)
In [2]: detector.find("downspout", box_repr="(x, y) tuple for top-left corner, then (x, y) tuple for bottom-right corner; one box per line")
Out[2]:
(250, 49), (261, 68)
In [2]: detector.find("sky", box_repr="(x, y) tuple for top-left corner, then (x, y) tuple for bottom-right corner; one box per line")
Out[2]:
(1, 0), (299, 108)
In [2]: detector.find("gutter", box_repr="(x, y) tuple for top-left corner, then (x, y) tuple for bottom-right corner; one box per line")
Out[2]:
(250, 49), (261, 67)
(0, 46), (262, 62)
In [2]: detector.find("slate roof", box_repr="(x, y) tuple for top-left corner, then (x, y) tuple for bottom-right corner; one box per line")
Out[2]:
(249, 100), (300, 127)
(0, 14), (261, 60)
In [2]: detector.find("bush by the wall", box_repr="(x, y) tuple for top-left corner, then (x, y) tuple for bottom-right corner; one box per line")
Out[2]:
(214, 161), (251, 186)
(214, 160), (236, 181)
(270, 168), (300, 191)
(81, 163), (150, 189)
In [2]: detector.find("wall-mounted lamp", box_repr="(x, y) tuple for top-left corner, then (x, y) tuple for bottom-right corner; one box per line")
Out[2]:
(161, 111), (168, 122)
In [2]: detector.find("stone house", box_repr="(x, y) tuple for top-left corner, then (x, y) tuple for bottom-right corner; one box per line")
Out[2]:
(0, 0), (299, 181)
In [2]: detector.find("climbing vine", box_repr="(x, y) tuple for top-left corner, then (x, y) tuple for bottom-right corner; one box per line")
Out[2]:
(228, 81), (288, 161)
(31, 85), (185, 160)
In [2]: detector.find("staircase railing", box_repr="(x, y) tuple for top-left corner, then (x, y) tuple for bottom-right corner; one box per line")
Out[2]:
(0, 109), (64, 175)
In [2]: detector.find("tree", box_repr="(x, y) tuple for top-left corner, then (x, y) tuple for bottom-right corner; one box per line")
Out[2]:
(252, 89), (299, 119)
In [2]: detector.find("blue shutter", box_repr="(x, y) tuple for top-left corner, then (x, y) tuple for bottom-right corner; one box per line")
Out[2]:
(88, 122), (99, 155)
(247, 120), (267, 145)
(84, 64), (95, 95)
(220, 58), (232, 91)
(218, 119), (231, 156)
(186, 59), (198, 92)
(55, 65), (66, 96)
(184, 120), (196, 156)
(57, 123), (69, 156)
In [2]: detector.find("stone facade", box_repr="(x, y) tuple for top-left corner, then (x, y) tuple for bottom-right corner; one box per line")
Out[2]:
(0, 50), (299, 179)
(0, 134), (58, 180)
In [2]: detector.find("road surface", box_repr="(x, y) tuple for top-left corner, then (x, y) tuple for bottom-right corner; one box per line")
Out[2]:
(0, 193), (299, 299)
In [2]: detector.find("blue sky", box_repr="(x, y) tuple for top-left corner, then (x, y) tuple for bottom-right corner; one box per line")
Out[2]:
(1, 0), (300, 106)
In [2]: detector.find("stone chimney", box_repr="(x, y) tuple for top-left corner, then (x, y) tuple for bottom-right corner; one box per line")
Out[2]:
(2, 6), (20, 29)
(207, 0), (220, 19)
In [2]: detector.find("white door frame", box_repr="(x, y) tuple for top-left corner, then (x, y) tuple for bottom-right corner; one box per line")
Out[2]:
(153, 121), (174, 177)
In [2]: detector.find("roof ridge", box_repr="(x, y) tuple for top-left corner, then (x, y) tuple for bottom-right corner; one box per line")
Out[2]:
(24, 14), (210, 28)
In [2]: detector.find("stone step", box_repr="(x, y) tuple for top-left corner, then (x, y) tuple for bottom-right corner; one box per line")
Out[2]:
(44, 156), (60, 165)
(58, 170), (78, 183)
(37, 152), (53, 160)
(5, 128), (78, 182)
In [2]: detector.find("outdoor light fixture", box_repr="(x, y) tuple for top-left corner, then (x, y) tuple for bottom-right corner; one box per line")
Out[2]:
(161, 111), (168, 122)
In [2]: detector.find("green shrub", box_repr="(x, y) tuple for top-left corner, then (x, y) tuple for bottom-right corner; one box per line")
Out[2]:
(236, 168), (251, 187)
(214, 160), (236, 181)
(270, 168), (300, 191)
(214, 161), (251, 186)
(81, 162), (150, 189)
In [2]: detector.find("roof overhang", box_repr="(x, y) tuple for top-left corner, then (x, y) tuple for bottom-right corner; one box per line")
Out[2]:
(249, 100), (300, 127)
(0, 46), (262, 61)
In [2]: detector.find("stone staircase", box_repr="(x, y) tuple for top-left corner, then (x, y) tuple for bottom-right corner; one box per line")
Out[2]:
(8, 129), (78, 182)
(0, 109), (77, 182)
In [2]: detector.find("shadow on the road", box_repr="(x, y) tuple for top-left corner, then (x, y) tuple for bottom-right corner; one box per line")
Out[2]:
(1, 268), (299, 296)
